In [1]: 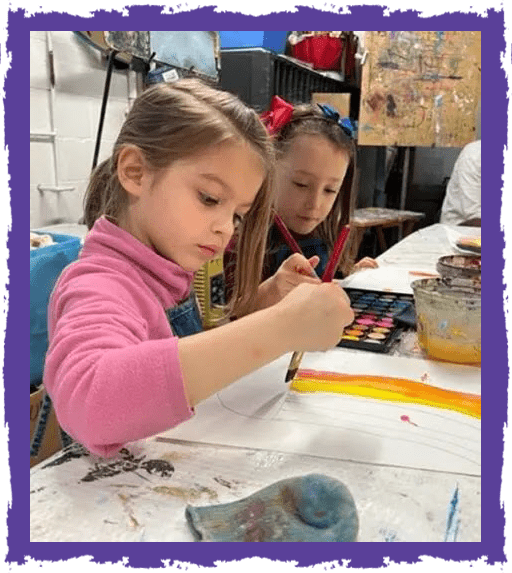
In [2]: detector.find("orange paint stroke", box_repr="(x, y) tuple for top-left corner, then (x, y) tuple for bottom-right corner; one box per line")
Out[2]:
(290, 370), (481, 419)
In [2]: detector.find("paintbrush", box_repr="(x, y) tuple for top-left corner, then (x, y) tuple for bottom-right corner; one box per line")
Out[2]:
(285, 224), (351, 383)
(274, 212), (310, 265)
(273, 212), (320, 383)
(273, 212), (320, 279)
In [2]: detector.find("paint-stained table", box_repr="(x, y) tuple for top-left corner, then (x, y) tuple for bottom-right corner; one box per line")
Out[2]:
(30, 223), (481, 542)
(30, 436), (479, 542)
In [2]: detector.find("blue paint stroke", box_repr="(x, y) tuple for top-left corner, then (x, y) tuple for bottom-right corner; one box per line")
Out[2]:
(434, 31), (445, 54)
(444, 484), (461, 542)
(379, 527), (397, 541)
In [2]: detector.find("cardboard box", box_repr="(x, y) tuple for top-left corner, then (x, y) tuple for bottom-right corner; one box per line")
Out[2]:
(30, 385), (65, 467)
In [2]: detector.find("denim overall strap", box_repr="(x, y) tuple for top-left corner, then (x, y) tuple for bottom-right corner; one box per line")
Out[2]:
(166, 290), (204, 337)
(269, 237), (330, 279)
(30, 389), (73, 459)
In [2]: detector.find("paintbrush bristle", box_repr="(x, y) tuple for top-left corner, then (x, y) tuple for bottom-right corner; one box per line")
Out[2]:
(285, 368), (298, 383)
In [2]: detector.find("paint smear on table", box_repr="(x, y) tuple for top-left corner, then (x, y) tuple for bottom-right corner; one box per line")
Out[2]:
(290, 370), (480, 419)
(444, 484), (461, 541)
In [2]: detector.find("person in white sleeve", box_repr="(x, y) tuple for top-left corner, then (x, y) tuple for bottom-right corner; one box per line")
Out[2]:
(440, 139), (481, 226)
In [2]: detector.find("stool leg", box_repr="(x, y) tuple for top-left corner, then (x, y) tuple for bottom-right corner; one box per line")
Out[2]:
(344, 229), (363, 273)
(376, 226), (387, 252)
(403, 221), (415, 236)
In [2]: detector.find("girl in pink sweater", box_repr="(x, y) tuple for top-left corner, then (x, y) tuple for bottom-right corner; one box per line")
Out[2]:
(44, 78), (354, 457)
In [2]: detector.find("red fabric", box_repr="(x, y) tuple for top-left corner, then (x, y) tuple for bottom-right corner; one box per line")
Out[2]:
(292, 36), (343, 71)
(344, 39), (357, 79)
(260, 96), (294, 135)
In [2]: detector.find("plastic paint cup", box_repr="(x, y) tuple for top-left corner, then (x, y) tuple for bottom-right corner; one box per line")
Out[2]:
(412, 278), (481, 365)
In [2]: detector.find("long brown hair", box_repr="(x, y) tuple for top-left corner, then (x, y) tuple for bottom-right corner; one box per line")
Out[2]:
(84, 78), (275, 317)
(272, 104), (357, 273)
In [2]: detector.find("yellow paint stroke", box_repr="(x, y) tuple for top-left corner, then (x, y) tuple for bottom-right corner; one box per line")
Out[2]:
(290, 370), (480, 419)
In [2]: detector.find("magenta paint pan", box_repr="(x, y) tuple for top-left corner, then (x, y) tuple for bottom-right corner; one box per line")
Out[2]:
(356, 318), (375, 326)
(377, 319), (394, 327)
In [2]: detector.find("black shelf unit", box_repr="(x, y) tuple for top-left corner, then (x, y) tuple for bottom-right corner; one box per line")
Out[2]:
(220, 48), (359, 118)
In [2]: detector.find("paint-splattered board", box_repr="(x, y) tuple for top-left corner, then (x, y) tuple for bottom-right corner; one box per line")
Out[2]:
(358, 31), (481, 147)
(30, 438), (480, 541)
(311, 92), (351, 117)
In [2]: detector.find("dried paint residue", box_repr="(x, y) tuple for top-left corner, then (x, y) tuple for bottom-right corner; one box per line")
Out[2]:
(153, 485), (218, 502)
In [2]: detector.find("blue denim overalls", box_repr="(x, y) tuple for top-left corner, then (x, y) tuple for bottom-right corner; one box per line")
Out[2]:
(166, 290), (204, 337)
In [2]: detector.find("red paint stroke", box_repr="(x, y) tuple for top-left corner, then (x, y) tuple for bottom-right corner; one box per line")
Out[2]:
(400, 415), (418, 427)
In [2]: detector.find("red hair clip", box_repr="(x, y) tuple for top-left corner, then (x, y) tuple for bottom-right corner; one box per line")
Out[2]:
(260, 96), (294, 136)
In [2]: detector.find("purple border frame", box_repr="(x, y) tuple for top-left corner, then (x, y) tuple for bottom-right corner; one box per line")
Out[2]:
(3, 5), (510, 569)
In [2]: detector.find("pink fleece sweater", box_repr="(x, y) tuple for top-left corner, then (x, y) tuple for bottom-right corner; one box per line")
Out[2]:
(44, 217), (196, 457)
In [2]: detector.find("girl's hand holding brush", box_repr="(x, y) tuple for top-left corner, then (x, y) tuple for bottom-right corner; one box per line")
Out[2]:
(276, 282), (354, 353)
(254, 253), (321, 311)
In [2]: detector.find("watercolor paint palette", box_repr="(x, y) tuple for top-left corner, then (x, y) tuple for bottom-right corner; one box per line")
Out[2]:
(337, 288), (415, 353)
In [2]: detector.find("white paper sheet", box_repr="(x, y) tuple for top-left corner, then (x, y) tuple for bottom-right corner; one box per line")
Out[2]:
(340, 267), (419, 293)
(163, 351), (481, 476)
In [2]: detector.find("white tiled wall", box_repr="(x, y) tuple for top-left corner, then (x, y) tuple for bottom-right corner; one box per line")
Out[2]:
(30, 31), (139, 228)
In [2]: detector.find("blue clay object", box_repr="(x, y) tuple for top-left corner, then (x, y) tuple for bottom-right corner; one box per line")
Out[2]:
(185, 473), (358, 542)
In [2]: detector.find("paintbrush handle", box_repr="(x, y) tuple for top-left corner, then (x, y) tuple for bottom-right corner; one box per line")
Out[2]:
(282, 221), (350, 382)
(273, 212), (302, 254)
(285, 225), (351, 382)
(322, 225), (351, 282)
(285, 351), (304, 383)
(274, 212), (319, 279)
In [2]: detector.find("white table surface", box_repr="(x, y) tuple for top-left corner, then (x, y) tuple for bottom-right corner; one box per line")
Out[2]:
(341, 223), (481, 293)
(30, 224), (481, 542)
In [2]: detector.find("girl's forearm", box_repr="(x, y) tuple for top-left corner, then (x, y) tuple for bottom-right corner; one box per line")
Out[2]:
(177, 304), (291, 406)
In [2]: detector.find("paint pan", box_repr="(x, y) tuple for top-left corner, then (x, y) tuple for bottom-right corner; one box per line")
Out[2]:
(412, 278), (481, 365)
(337, 288), (415, 354)
(436, 254), (481, 289)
